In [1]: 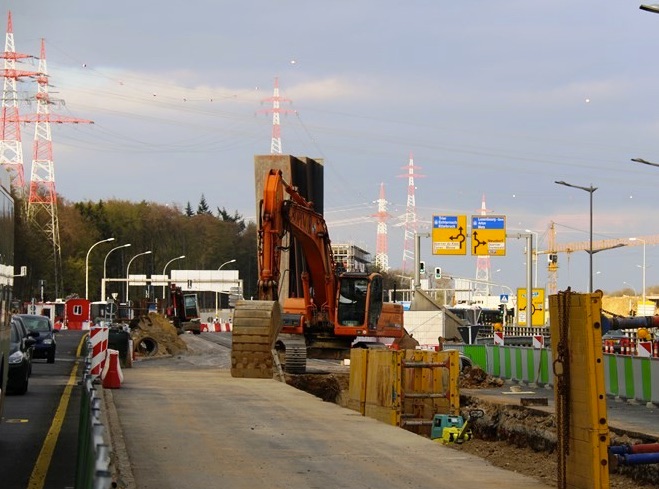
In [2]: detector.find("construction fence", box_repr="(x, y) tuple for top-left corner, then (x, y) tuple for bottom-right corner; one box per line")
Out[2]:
(456, 344), (659, 406)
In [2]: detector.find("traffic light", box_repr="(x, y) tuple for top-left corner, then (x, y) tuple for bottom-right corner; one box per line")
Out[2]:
(419, 261), (426, 274)
(434, 267), (442, 279)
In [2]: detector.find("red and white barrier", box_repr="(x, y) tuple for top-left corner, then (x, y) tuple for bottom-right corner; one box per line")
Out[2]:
(101, 349), (124, 389)
(532, 335), (544, 349)
(638, 341), (653, 358)
(90, 325), (109, 378)
(199, 322), (233, 332)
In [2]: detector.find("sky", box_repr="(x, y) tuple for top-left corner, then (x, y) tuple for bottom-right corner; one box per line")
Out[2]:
(4, 1), (659, 297)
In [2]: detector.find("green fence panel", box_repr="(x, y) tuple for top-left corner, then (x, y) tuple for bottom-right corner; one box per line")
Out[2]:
(624, 356), (635, 400)
(642, 358), (652, 401)
(463, 345), (487, 370)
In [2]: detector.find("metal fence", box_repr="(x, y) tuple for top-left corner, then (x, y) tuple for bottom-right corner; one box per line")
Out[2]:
(75, 340), (112, 489)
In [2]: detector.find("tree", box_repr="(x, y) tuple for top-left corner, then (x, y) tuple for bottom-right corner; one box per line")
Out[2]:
(184, 202), (194, 217)
(197, 194), (212, 215)
(217, 207), (246, 232)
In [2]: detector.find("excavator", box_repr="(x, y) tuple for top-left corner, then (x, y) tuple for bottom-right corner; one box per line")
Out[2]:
(231, 168), (405, 376)
(166, 283), (201, 335)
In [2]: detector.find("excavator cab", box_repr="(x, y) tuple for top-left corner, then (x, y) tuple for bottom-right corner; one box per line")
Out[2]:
(336, 273), (383, 335)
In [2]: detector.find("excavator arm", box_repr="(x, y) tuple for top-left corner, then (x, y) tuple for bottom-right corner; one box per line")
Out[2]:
(258, 169), (337, 325)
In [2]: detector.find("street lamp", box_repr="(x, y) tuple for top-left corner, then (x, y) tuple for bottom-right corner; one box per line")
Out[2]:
(85, 237), (115, 300)
(631, 157), (659, 168)
(126, 251), (152, 302)
(162, 255), (186, 300)
(629, 237), (646, 308)
(101, 243), (131, 301)
(623, 281), (638, 297)
(524, 229), (539, 288)
(215, 259), (237, 318)
(555, 180), (598, 293)
(640, 4), (659, 13)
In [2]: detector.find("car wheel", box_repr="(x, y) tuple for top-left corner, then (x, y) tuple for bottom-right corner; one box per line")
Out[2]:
(15, 369), (29, 395)
(47, 350), (55, 364)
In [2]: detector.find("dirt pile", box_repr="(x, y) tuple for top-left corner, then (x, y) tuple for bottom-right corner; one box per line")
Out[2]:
(285, 373), (350, 403)
(603, 296), (637, 317)
(129, 313), (187, 358)
(460, 365), (505, 389)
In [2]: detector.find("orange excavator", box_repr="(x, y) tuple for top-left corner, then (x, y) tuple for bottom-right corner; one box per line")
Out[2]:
(232, 169), (404, 375)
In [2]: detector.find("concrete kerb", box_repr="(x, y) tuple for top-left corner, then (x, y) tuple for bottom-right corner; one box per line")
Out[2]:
(101, 387), (136, 489)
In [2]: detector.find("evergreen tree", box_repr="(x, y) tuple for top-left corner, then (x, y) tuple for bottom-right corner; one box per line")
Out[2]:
(185, 202), (194, 217)
(217, 207), (246, 232)
(197, 194), (212, 215)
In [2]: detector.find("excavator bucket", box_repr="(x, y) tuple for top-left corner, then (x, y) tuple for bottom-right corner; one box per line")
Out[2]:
(231, 300), (283, 378)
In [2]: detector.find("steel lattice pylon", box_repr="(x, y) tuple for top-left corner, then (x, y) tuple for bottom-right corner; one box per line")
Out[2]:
(23, 39), (93, 297)
(373, 182), (391, 271)
(0, 11), (35, 196)
(258, 77), (295, 154)
(399, 152), (424, 274)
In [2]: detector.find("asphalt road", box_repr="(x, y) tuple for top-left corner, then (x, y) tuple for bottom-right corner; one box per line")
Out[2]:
(105, 335), (554, 489)
(0, 329), (86, 489)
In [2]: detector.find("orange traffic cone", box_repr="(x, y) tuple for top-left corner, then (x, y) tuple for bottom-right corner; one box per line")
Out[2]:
(101, 349), (124, 389)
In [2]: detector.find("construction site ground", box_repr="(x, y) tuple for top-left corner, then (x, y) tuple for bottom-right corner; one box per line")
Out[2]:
(106, 323), (659, 488)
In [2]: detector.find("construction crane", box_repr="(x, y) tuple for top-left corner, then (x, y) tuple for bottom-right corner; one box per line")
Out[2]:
(538, 222), (659, 295)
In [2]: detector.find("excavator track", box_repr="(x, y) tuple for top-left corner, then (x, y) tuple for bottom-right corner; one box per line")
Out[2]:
(231, 300), (282, 378)
(276, 334), (307, 374)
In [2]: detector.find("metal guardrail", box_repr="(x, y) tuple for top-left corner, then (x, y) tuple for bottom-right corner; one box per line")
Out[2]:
(75, 340), (112, 489)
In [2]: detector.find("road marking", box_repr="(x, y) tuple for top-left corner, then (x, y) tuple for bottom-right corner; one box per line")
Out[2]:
(28, 335), (86, 489)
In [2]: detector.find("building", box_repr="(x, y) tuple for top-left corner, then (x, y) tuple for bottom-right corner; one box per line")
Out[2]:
(331, 243), (371, 273)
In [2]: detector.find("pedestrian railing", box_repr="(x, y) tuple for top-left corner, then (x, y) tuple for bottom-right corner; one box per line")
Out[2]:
(75, 339), (113, 489)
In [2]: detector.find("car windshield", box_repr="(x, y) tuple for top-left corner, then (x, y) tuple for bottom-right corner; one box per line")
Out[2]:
(21, 316), (51, 332)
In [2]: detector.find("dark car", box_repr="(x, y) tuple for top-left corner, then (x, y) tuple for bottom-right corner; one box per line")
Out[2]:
(602, 329), (630, 354)
(15, 314), (57, 363)
(8, 317), (37, 394)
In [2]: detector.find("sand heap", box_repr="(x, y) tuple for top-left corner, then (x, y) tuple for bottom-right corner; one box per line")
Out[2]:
(129, 313), (187, 358)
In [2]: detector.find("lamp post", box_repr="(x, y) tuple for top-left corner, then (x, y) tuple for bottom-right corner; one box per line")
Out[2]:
(215, 259), (237, 318)
(623, 281), (638, 297)
(85, 237), (115, 300)
(162, 255), (186, 300)
(555, 181), (598, 292)
(640, 4), (659, 14)
(629, 237), (646, 308)
(126, 251), (152, 303)
(631, 157), (659, 168)
(524, 229), (539, 288)
(101, 243), (131, 301)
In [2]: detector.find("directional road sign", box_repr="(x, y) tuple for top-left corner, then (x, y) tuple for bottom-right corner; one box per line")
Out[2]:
(432, 215), (467, 255)
(471, 215), (506, 256)
(517, 287), (545, 326)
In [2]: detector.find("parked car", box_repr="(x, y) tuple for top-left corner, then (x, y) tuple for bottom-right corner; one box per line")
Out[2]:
(15, 314), (57, 363)
(602, 329), (630, 354)
(8, 317), (37, 394)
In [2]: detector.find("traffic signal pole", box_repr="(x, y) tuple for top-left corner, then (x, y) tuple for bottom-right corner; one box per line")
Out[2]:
(414, 232), (430, 289)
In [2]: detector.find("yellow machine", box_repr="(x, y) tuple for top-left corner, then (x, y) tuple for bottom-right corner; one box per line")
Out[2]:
(431, 409), (484, 444)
